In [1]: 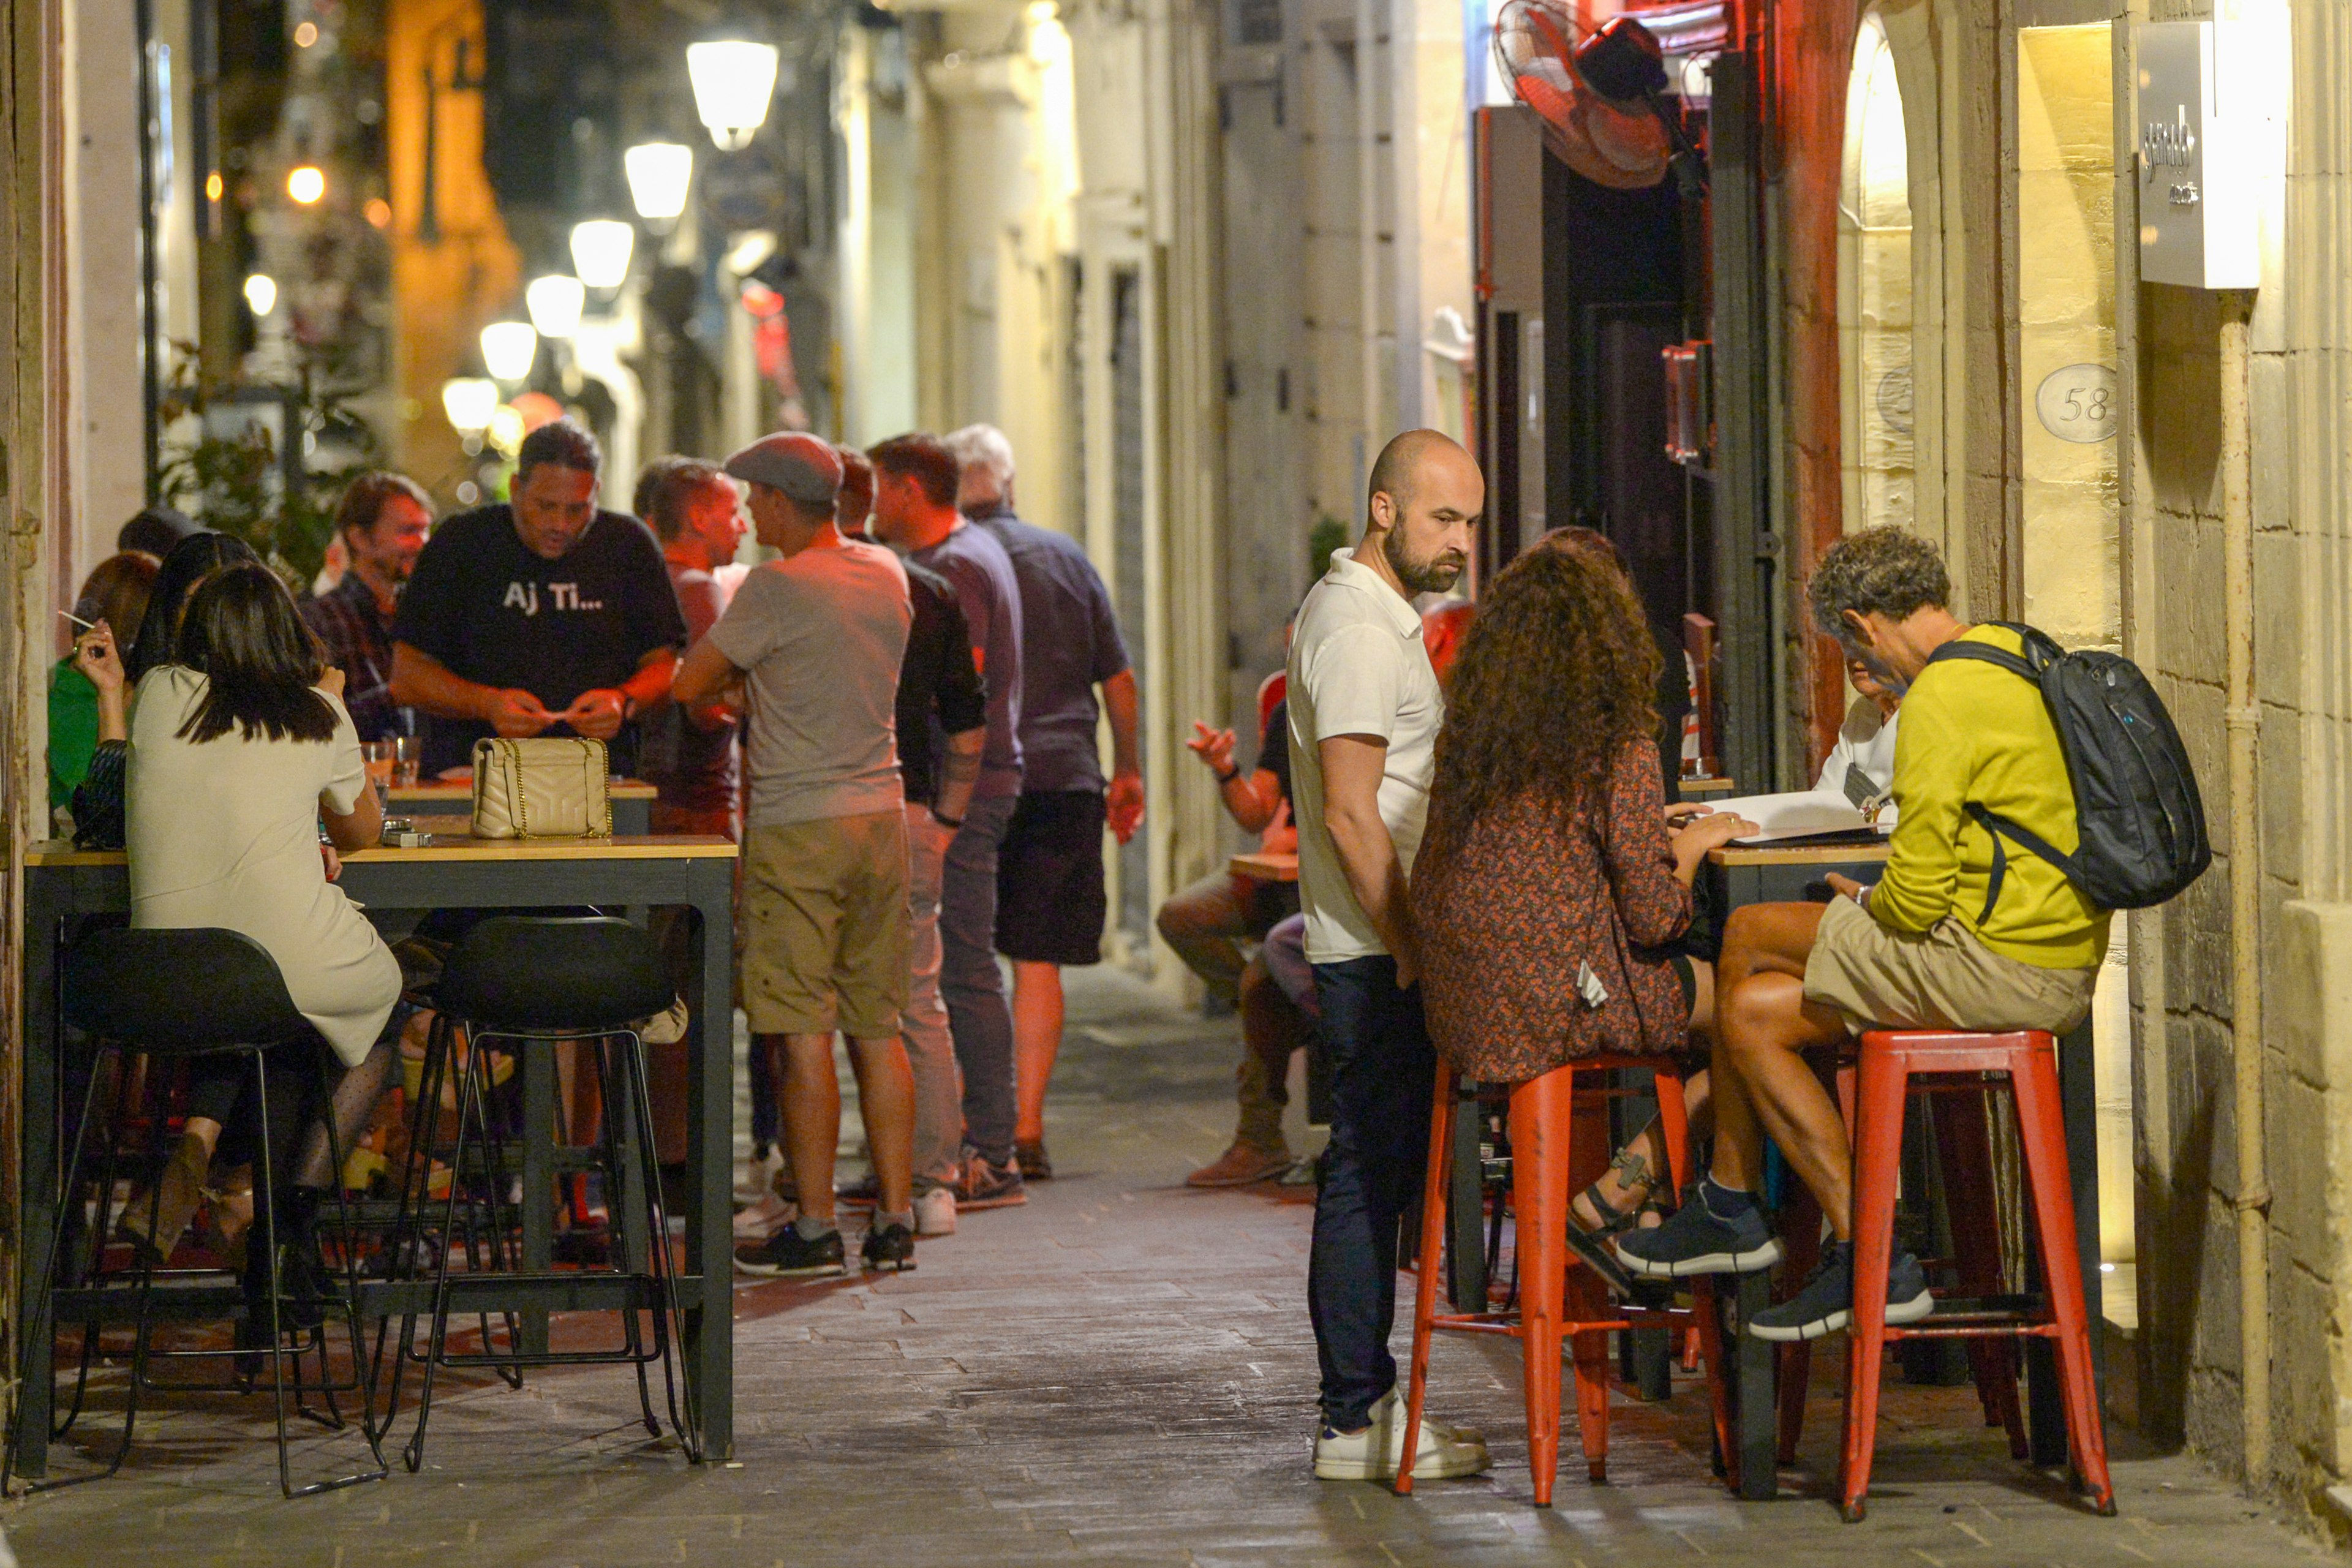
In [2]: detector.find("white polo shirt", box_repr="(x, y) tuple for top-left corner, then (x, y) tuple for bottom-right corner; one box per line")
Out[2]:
(1287, 547), (1446, 963)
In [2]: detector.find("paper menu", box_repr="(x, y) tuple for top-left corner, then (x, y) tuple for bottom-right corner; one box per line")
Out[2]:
(1691, 788), (1896, 845)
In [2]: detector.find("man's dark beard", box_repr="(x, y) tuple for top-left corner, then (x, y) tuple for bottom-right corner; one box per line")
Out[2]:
(1383, 528), (1464, 595)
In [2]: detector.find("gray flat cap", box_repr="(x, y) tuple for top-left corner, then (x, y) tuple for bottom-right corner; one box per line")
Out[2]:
(725, 432), (842, 508)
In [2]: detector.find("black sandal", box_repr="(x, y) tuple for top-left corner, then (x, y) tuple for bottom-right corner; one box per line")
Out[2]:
(1563, 1180), (1644, 1297)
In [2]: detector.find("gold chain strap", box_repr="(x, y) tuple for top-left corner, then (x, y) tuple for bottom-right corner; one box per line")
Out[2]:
(511, 742), (529, 838)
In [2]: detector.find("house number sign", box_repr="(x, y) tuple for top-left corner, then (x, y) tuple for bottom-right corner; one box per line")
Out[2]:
(2035, 364), (2118, 444)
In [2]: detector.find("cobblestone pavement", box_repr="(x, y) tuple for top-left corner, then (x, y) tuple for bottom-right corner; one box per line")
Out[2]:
(6, 970), (2326, 1566)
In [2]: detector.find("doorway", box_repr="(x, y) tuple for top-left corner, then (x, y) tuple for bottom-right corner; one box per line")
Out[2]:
(1838, 12), (1915, 540)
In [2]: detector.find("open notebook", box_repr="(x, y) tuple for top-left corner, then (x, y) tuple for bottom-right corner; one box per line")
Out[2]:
(1697, 789), (1898, 846)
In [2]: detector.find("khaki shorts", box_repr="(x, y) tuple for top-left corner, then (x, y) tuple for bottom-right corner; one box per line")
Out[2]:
(741, 810), (911, 1038)
(1803, 894), (2097, 1038)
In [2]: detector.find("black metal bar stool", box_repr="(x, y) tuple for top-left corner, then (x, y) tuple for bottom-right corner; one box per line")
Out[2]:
(372, 916), (700, 1467)
(7, 927), (388, 1498)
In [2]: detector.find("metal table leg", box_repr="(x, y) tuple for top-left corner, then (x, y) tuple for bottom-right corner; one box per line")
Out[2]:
(686, 862), (734, 1459)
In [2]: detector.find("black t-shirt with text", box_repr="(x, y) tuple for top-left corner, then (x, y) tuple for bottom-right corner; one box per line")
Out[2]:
(392, 505), (688, 776)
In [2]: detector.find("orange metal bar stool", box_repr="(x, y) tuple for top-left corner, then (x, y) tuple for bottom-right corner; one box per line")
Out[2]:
(1396, 1055), (1736, 1505)
(1841, 1028), (2114, 1521)
(1774, 1062), (2027, 1468)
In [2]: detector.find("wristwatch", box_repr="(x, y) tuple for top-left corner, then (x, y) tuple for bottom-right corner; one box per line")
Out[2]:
(1214, 764), (1240, 786)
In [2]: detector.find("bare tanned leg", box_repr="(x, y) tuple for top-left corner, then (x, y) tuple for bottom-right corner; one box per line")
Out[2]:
(1710, 902), (1861, 1237)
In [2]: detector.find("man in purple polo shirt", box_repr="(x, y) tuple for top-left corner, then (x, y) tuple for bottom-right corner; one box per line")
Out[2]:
(946, 424), (1142, 1185)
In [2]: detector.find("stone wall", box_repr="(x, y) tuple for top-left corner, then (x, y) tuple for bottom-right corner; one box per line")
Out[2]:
(2124, 0), (2352, 1536)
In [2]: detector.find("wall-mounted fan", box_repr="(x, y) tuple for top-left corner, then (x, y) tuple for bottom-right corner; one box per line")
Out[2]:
(1493, 0), (1668, 189)
(1493, 4), (1706, 194)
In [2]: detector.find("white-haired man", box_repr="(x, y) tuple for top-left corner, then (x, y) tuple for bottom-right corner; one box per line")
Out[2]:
(946, 424), (1143, 1182)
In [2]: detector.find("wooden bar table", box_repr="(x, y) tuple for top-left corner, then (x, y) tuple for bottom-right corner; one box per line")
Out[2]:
(16, 831), (741, 1472)
(1228, 849), (1298, 883)
(389, 778), (660, 836)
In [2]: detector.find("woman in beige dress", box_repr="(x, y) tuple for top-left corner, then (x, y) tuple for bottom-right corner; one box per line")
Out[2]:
(124, 561), (404, 1321)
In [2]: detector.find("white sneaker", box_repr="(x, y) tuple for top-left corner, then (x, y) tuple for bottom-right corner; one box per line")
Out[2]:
(1313, 1395), (1491, 1482)
(733, 1191), (794, 1241)
(913, 1186), (957, 1237)
(734, 1146), (784, 1207)
(1367, 1387), (1484, 1448)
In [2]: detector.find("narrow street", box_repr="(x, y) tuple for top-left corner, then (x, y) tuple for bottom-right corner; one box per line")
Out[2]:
(6, 971), (2322, 1566)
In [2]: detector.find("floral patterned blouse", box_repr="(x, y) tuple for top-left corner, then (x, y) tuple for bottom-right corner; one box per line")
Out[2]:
(1413, 737), (1694, 1082)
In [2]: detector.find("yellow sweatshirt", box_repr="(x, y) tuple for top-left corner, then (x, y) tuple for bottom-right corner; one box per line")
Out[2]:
(1871, 625), (2111, 970)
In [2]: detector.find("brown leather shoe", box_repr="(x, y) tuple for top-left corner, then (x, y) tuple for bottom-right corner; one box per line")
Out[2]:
(1186, 1144), (1292, 1188)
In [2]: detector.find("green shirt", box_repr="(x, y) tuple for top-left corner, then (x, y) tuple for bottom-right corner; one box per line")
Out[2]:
(47, 657), (99, 812)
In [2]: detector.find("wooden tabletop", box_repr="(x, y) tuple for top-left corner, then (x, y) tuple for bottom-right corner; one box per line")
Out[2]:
(390, 778), (660, 801)
(25, 835), (737, 868)
(1678, 776), (1738, 796)
(1230, 849), (1300, 883)
(1708, 839), (1891, 867)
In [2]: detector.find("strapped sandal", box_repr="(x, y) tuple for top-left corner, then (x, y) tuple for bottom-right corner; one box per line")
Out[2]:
(1563, 1180), (1645, 1298)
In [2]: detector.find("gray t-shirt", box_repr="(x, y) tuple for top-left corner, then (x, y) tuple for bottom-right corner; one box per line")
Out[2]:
(970, 508), (1129, 794)
(911, 521), (1024, 799)
(708, 538), (911, 827)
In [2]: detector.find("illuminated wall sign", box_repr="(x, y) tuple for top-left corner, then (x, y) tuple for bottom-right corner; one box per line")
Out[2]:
(2135, 21), (2260, 289)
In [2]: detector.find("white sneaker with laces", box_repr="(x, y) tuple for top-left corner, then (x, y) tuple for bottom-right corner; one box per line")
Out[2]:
(913, 1186), (957, 1237)
(1366, 1387), (1483, 1448)
(732, 1191), (794, 1241)
(1313, 1393), (1491, 1481)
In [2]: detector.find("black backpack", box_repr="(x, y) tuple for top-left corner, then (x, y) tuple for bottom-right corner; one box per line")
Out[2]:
(1923, 622), (2211, 919)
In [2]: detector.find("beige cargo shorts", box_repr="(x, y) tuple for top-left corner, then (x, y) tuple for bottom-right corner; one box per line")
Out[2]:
(1802, 893), (2097, 1038)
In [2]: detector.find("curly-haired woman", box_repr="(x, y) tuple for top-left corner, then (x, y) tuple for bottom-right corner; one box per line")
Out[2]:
(1411, 540), (1752, 1285)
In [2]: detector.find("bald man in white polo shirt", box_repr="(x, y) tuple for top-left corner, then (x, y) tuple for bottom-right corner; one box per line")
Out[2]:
(1290, 429), (1491, 1483)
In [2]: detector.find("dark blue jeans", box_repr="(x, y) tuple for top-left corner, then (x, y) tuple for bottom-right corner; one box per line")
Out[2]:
(1308, 956), (1437, 1431)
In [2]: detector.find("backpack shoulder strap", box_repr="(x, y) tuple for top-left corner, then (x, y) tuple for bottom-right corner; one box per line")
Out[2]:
(1964, 802), (2083, 925)
(1926, 637), (2040, 684)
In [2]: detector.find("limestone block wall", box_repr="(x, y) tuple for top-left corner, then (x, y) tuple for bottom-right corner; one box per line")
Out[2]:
(2123, 0), (2352, 1534)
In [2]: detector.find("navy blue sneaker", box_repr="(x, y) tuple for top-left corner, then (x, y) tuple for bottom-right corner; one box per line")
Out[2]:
(734, 1225), (846, 1278)
(1747, 1239), (1934, 1341)
(1615, 1185), (1784, 1278)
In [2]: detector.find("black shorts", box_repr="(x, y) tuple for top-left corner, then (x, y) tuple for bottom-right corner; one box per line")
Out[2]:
(995, 790), (1110, 965)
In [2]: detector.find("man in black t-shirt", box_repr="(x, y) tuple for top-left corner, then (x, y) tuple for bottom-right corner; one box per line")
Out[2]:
(390, 420), (688, 778)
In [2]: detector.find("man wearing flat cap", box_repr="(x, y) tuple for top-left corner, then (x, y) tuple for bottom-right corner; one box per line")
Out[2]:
(674, 431), (924, 1277)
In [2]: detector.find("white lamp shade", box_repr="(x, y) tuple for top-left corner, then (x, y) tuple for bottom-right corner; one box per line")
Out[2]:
(625, 141), (694, 221)
(526, 274), (586, 338)
(440, 376), (499, 434)
(479, 321), (540, 383)
(569, 219), (636, 290)
(242, 273), (277, 317)
(687, 40), (780, 151)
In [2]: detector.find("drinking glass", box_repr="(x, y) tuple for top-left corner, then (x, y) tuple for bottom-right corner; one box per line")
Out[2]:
(391, 734), (422, 788)
(361, 741), (396, 810)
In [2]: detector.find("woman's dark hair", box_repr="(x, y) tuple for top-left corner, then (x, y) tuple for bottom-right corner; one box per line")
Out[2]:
(129, 531), (262, 682)
(74, 551), (160, 647)
(173, 562), (338, 745)
(1423, 544), (1662, 862)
